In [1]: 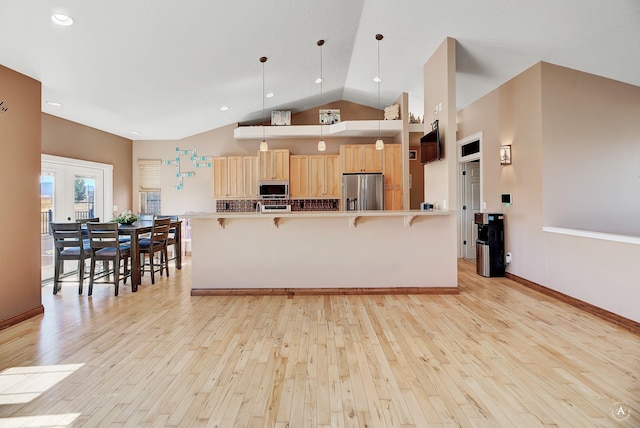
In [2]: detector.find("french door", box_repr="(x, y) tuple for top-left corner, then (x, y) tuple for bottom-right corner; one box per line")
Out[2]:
(41, 155), (113, 283)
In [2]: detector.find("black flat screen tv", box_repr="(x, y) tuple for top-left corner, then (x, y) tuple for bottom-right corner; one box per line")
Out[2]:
(420, 121), (441, 164)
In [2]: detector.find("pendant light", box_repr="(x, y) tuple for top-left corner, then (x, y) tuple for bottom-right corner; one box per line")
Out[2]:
(259, 56), (269, 152)
(374, 34), (384, 151)
(317, 39), (326, 152)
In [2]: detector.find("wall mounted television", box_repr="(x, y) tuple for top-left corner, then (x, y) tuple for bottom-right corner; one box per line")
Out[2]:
(420, 120), (442, 164)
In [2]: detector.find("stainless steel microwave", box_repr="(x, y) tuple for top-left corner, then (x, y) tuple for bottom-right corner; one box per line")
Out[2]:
(258, 180), (289, 199)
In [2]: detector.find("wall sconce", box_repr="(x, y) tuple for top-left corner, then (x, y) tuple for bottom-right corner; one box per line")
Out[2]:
(500, 145), (512, 165)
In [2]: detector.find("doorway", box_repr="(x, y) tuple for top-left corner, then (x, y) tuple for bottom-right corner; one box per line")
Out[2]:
(457, 133), (482, 259)
(41, 155), (113, 283)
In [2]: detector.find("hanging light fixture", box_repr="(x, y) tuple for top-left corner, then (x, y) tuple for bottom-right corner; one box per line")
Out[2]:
(317, 39), (326, 152)
(374, 34), (384, 151)
(259, 56), (269, 152)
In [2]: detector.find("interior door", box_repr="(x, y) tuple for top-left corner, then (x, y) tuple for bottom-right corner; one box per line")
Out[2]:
(41, 159), (108, 283)
(463, 161), (481, 259)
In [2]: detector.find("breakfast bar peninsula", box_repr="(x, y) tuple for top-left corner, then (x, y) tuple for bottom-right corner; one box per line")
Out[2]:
(186, 210), (458, 295)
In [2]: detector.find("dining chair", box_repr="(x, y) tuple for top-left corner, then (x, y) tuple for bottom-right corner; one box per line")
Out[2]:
(158, 215), (179, 267)
(50, 222), (91, 295)
(138, 217), (170, 284)
(86, 222), (131, 296)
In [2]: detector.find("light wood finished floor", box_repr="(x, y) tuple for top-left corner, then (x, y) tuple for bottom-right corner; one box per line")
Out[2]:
(0, 259), (638, 427)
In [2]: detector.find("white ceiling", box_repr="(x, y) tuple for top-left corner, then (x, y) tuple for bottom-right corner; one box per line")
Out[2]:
(1, 0), (639, 140)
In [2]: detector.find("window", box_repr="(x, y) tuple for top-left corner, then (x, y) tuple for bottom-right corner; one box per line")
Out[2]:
(139, 159), (161, 215)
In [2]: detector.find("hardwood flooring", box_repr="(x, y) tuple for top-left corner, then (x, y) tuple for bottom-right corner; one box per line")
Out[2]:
(0, 259), (638, 427)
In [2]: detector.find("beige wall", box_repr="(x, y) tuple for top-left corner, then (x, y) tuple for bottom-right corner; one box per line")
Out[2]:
(42, 114), (133, 216)
(456, 62), (640, 322)
(0, 65), (42, 326)
(422, 37), (457, 209)
(541, 63), (640, 236)
(457, 63), (544, 277)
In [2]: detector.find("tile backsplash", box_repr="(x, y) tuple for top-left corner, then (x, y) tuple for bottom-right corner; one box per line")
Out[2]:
(216, 199), (340, 213)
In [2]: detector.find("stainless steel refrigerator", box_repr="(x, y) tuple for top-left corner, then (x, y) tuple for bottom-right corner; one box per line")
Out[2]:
(343, 173), (384, 211)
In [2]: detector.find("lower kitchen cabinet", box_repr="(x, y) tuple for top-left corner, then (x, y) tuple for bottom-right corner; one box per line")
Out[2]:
(384, 144), (403, 210)
(385, 187), (403, 211)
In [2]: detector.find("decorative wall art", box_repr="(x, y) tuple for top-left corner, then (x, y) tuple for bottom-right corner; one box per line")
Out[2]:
(271, 110), (291, 126)
(319, 109), (340, 125)
(163, 147), (212, 190)
(0, 100), (8, 115)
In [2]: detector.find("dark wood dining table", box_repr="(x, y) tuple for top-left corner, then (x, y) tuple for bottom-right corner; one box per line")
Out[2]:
(117, 220), (182, 291)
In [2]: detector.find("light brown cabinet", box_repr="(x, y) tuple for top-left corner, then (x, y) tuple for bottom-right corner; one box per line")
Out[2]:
(383, 144), (403, 210)
(384, 187), (403, 211)
(289, 155), (340, 198)
(289, 155), (309, 198)
(213, 156), (243, 198)
(213, 156), (257, 198)
(243, 156), (258, 198)
(340, 144), (383, 173)
(309, 155), (341, 197)
(258, 149), (290, 180)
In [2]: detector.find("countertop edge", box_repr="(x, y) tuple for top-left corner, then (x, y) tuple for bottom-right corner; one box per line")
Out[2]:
(181, 210), (457, 219)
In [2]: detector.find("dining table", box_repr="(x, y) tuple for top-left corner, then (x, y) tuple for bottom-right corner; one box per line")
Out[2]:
(117, 220), (182, 291)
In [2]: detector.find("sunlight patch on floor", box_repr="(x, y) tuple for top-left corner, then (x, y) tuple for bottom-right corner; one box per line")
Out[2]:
(0, 364), (84, 405)
(0, 413), (80, 428)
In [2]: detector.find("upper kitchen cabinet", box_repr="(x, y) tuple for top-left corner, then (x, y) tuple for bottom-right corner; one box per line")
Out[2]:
(258, 149), (290, 180)
(340, 144), (383, 173)
(213, 156), (244, 198)
(309, 155), (340, 198)
(289, 155), (309, 198)
(243, 156), (258, 198)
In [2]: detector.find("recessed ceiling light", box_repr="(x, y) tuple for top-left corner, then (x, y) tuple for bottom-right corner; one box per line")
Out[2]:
(315, 78), (323, 84)
(220, 105), (229, 111)
(46, 101), (62, 107)
(130, 131), (140, 135)
(266, 92), (274, 98)
(52, 14), (74, 26)
(373, 77), (382, 83)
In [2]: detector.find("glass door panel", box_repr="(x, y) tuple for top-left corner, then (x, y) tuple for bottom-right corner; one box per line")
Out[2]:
(41, 160), (107, 284)
(40, 173), (55, 282)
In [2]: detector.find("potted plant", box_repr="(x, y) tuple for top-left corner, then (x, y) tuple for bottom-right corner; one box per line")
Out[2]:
(112, 210), (138, 225)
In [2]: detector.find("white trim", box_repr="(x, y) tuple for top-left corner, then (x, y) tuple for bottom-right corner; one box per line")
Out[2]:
(41, 154), (114, 220)
(457, 132), (483, 258)
(542, 227), (640, 245)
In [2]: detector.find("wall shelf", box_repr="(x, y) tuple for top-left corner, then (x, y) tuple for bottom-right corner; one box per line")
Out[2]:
(234, 120), (404, 140)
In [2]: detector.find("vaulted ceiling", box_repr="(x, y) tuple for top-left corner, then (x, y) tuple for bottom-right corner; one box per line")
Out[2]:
(1, 0), (638, 140)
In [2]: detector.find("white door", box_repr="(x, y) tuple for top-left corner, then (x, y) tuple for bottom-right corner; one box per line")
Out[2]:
(41, 156), (113, 283)
(463, 161), (481, 259)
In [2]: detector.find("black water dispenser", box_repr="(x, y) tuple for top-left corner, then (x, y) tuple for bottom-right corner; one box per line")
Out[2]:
(474, 213), (505, 277)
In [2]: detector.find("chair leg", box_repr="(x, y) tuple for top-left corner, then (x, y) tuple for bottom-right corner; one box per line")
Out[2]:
(89, 258), (96, 296)
(123, 256), (129, 285)
(53, 260), (61, 295)
(114, 259), (120, 296)
(163, 248), (169, 277)
(78, 259), (85, 295)
(149, 250), (155, 284)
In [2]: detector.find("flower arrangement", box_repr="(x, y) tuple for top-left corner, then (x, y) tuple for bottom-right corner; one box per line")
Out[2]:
(112, 210), (138, 225)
